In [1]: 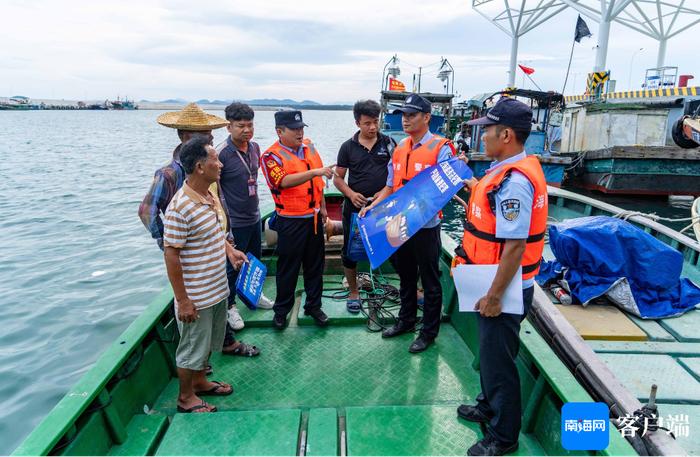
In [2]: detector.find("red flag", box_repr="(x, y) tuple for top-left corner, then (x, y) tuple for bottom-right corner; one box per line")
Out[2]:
(389, 77), (406, 92)
(518, 64), (535, 75)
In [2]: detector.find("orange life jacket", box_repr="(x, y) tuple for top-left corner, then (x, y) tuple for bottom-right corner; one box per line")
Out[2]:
(456, 155), (548, 280)
(264, 139), (325, 217)
(391, 133), (454, 190)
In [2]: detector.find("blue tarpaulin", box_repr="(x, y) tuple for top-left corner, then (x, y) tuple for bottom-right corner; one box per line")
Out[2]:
(536, 216), (700, 319)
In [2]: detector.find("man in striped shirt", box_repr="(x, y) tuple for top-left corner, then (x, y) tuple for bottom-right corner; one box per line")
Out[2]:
(163, 136), (248, 413)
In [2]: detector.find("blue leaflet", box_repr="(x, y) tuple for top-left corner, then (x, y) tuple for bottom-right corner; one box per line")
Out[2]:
(358, 157), (472, 269)
(235, 253), (267, 310)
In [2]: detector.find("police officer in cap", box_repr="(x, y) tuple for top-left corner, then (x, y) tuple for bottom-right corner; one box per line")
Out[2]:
(261, 110), (335, 330)
(454, 97), (548, 456)
(360, 94), (455, 353)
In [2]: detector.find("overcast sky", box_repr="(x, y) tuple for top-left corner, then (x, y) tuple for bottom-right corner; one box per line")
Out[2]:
(2, 0), (699, 103)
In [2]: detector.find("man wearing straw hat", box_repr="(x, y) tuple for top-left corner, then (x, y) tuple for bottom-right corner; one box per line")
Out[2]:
(139, 103), (227, 249)
(139, 103), (260, 366)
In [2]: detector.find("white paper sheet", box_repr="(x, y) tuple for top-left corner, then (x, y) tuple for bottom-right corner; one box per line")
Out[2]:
(452, 264), (524, 315)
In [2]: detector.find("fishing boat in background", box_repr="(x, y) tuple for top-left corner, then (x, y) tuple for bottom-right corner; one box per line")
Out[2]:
(460, 88), (573, 187)
(561, 69), (700, 196)
(378, 54), (456, 144)
(108, 97), (138, 110)
(0, 96), (42, 110)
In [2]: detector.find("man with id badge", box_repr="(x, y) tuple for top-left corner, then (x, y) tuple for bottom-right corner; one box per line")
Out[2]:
(216, 103), (274, 340)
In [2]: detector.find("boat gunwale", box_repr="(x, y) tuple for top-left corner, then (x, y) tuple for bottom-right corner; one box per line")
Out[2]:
(549, 185), (700, 252)
(11, 288), (174, 456)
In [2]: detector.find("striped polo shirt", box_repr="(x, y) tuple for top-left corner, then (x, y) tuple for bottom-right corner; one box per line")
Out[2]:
(163, 182), (229, 309)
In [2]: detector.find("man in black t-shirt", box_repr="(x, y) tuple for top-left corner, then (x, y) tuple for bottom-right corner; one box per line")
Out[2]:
(334, 100), (395, 313)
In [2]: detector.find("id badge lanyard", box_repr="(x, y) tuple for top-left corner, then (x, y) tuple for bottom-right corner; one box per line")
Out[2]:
(236, 149), (257, 196)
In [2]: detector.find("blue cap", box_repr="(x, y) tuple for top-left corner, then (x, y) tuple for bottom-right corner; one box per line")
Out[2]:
(275, 110), (307, 129)
(392, 94), (431, 114)
(467, 97), (532, 130)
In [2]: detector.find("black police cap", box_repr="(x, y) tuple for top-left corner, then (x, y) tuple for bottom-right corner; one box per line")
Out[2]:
(275, 110), (308, 129)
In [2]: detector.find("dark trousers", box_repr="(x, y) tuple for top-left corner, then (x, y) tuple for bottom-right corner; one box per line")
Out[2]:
(223, 220), (262, 346)
(273, 215), (325, 317)
(389, 225), (443, 339)
(475, 286), (534, 445)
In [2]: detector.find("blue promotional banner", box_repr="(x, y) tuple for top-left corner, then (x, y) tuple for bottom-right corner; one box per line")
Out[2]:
(235, 253), (267, 310)
(358, 157), (473, 269)
(561, 402), (610, 451)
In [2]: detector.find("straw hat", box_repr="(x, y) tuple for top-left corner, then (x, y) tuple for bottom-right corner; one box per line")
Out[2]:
(156, 103), (228, 130)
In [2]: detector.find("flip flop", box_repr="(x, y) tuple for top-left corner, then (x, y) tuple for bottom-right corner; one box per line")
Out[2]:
(346, 298), (362, 314)
(222, 341), (260, 357)
(196, 380), (233, 396)
(177, 401), (217, 413)
(205, 364), (213, 376)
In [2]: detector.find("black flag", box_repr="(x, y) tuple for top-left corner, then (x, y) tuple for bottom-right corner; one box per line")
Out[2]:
(574, 15), (592, 42)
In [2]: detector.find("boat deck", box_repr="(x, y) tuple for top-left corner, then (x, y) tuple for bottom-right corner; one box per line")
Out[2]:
(59, 276), (557, 456)
(39, 264), (631, 456)
(546, 193), (700, 454)
(146, 272), (547, 456)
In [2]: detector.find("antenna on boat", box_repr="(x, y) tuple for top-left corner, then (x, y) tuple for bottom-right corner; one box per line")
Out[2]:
(382, 55), (401, 92)
(437, 58), (454, 94)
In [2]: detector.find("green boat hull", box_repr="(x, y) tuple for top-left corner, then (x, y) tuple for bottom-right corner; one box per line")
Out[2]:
(13, 193), (640, 456)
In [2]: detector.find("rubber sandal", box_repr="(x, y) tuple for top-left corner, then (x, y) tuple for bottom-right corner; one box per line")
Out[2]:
(205, 364), (213, 376)
(346, 298), (362, 314)
(177, 401), (217, 413)
(196, 380), (233, 396)
(223, 341), (260, 357)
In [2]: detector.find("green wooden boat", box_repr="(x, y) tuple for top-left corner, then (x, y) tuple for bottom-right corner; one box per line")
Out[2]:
(530, 187), (699, 455)
(16, 190), (684, 456)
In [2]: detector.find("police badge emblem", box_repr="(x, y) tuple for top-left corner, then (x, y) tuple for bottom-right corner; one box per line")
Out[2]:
(500, 198), (520, 221)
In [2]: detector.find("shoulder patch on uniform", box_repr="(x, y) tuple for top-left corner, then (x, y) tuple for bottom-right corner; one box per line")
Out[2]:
(267, 159), (277, 168)
(500, 198), (520, 222)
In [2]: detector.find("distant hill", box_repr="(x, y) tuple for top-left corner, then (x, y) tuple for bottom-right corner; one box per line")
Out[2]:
(139, 98), (350, 110)
(163, 98), (327, 107)
(146, 98), (187, 104)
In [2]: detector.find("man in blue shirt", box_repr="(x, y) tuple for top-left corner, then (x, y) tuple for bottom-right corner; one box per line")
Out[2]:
(456, 97), (547, 456)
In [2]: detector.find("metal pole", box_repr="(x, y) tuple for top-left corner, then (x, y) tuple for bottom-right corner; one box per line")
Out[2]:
(628, 47), (643, 89)
(594, 17), (611, 72)
(418, 67), (422, 93)
(656, 38), (667, 68)
(508, 35), (519, 87)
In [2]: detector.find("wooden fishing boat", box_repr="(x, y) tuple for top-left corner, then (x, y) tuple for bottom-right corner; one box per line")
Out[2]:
(463, 89), (572, 187)
(14, 191), (640, 456)
(530, 186), (700, 455)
